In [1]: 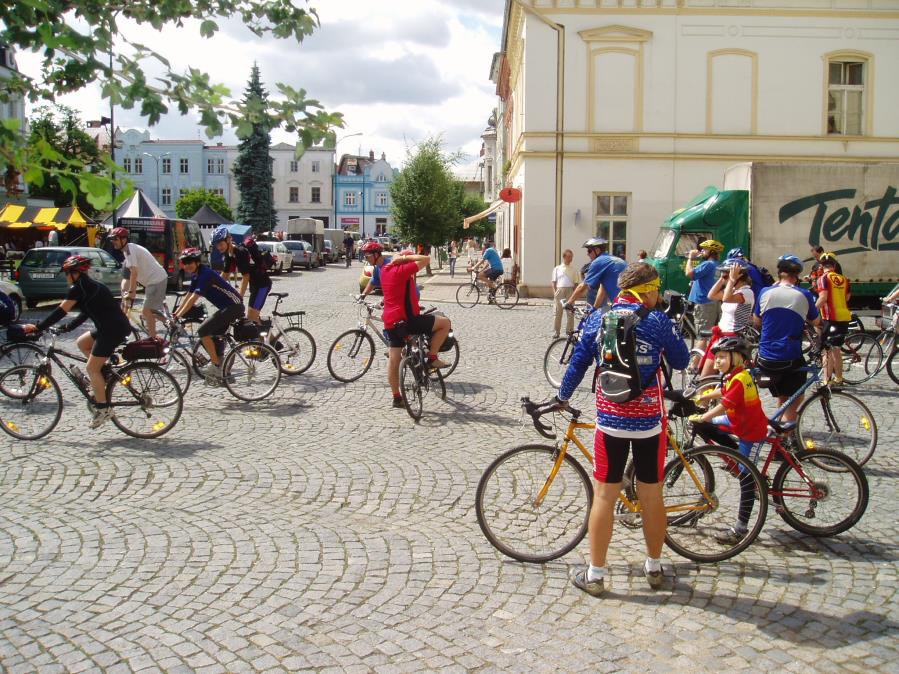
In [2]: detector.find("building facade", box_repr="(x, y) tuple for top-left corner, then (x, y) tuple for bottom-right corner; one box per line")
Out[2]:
(0, 44), (29, 203)
(267, 142), (335, 227)
(334, 151), (397, 236)
(493, 0), (899, 296)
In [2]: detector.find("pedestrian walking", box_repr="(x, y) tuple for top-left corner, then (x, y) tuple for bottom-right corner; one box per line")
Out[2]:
(343, 231), (354, 267)
(551, 249), (579, 337)
(448, 240), (459, 278)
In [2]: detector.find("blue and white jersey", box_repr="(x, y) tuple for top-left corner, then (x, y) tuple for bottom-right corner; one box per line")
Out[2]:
(584, 253), (626, 306)
(189, 265), (243, 311)
(755, 283), (819, 361)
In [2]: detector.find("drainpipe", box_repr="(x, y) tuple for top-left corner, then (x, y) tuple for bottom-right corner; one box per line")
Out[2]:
(509, 0), (565, 268)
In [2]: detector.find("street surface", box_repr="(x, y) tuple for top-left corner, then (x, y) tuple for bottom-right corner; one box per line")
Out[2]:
(1, 262), (897, 673)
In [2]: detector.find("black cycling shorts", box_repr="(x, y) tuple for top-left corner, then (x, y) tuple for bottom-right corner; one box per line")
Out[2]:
(385, 314), (436, 348)
(197, 303), (245, 338)
(485, 268), (503, 281)
(757, 357), (807, 398)
(821, 320), (849, 348)
(593, 431), (666, 484)
(89, 327), (130, 358)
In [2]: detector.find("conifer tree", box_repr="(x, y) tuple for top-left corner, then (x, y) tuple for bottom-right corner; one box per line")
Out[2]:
(233, 64), (277, 232)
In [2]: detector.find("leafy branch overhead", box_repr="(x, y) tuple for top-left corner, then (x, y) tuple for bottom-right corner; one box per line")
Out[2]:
(0, 0), (344, 208)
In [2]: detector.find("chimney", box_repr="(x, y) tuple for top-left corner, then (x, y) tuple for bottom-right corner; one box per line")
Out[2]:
(369, 150), (375, 161)
(381, 152), (386, 161)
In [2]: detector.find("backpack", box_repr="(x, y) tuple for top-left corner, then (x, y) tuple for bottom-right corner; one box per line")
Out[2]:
(243, 239), (274, 272)
(595, 305), (652, 403)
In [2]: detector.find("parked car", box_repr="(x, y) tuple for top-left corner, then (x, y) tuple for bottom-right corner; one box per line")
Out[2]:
(256, 241), (294, 274)
(0, 279), (24, 320)
(283, 240), (320, 270)
(322, 239), (339, 263)
(375, 236), (393, 252)
(16, 247), (124, 308)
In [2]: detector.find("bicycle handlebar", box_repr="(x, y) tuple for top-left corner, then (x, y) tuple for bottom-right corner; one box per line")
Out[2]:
(521, 396), (581, 440)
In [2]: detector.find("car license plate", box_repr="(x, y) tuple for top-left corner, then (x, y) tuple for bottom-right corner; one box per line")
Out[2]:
(30, 273), (55, 279)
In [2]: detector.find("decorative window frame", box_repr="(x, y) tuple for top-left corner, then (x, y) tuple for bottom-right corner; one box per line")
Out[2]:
(822, 49), (873, 137)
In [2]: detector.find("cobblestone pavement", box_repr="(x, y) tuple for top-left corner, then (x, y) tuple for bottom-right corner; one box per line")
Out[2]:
(1, 262), (897, 673)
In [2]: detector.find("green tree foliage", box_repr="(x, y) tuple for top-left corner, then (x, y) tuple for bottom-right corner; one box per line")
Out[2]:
(233, 65), (276, 233)
(175, 188), (233, 222)
(0, 0), (343, 209)
(390, 138), (463, 249)
(26, 105), (103, 216)
(455, 193), (496, 242)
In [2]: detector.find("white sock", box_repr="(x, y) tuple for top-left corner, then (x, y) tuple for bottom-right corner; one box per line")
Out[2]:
(587, 564), (606, 582)
(644, 557), (662, 573)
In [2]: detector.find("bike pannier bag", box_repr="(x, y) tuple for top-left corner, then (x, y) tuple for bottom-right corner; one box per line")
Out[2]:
(122, 338), (168, 361)
(439, 333), (456, 353)
(234, 319), (261, 341)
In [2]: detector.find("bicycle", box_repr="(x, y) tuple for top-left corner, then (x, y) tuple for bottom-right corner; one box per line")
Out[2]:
(677, 325), (760, 391)
(0, 328), (183, 440)
(327, 297), (460, 383)
(542, 303), (591, 388)
(800, 318), (883, 385)
(124, 301), (195, 395)
(259, 292), (316, 376)
(455, 268), (519, 309)
(475, 394), (767, 565)
(876, 302), (899, 384)
(663, 289), (697, 348)
(398, 332), (447, 421)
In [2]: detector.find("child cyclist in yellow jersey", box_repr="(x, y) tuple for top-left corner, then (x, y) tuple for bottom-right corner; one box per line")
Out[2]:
(691, 337), (770, 543)
(815, 253), (851, 385)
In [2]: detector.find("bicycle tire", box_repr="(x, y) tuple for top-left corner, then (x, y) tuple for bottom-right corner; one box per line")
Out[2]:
(771, 448), (868, 537)
(190, 339), (211, 378)
(107, 363), (183, 439)
(543, 336), (576, 388)
(875, 329), (896, 359)
(475, 444), (592, 563)
(0, 366), (62, 440)
(795, 389), (877, 467)
(273, 326), (316, 375)
(443, 337), (460, 378)
(662, 445), (767, 563)
(137, 346), (192, 396)
(455, 283), (480, 308)
(495, 282), (519, 309)
(840, 333), (882, 385)
(888, 348), (899, 386)
(327, 329), (375, 383)
(0, 342), (44, 375)
(223, 341), (281, 402)
(399, 356), (423, 421)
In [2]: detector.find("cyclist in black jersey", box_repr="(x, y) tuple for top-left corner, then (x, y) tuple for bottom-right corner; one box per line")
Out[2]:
(212, 225), (272, 324)
(22, 255), (131, 428)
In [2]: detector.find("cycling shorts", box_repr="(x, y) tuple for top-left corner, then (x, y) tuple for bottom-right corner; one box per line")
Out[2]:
(384, 313), (436, 348)
(485, 268), (503, 282)
(197, 303), (245, 338)
(821, 320), (849, 348)
(89, 327), (130, 358)
(248, 284), (271, 312)
(757, 357), (807, 398)
(593, 430), (666, 484)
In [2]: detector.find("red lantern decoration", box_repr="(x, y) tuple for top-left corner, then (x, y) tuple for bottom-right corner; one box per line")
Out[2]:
(499, 187), (522, 203)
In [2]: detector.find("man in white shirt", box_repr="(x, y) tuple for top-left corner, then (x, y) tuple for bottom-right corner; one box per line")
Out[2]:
(551, 249), (579, 337)
(110, 227), (169, 339)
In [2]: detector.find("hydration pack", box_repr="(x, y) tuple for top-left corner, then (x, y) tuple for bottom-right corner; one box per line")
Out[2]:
(596, 305), (651, 403)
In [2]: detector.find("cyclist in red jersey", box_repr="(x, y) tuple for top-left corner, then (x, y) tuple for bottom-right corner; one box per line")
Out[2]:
(815, 253), (851, 385)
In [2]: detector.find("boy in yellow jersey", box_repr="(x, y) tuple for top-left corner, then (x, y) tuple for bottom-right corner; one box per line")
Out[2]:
(815, 253), (851, 385)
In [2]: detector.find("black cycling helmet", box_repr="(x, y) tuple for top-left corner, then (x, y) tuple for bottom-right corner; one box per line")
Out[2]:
(710, 336), (753, 359)
(179, 247), (203, 263)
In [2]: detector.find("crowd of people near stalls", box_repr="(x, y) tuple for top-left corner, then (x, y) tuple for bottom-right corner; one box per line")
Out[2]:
(0, 230), (62, 259)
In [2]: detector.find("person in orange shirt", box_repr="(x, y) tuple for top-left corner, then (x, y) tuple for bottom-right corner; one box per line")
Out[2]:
(815, 253), (851, 385)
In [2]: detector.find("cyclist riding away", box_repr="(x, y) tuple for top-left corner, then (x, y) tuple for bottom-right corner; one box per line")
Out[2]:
(470, 243), (505, 302)
(173, 247), (245, 384)
(556, 262), (689, 596)
(360, 241), (451, 409)
(109, 226), (169, 339)
(21, 255), (132, 428)
(212, 225), (272, 324)
(686, 239), (724, 363)
(815, 252), (851, 386)
(563, 237), (626, 311)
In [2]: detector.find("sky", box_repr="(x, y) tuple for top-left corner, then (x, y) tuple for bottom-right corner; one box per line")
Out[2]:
(16, 0), (506, 176)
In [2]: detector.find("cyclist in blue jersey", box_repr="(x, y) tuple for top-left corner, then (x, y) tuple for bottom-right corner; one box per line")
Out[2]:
(470, 244), (505, 302)
(173, 247), (245, 382)
(563, 238), (626, 311)
(686, 239), (723, 363)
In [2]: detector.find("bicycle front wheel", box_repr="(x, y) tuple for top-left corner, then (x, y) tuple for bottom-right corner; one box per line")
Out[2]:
(887, 348), (899, 385)
(442, 337), (460, 378)
(327, 329), (375, 383)
(399, 356), (423, 421)
(796, 390), (877, 467)
(138, 346), (192, 396)
(107, 363), (183, 438)
(223, 342), (281, 402)
(455, 283), (480, 308)
(273, 327), (316, 375)
(0, 367), (62, 440)
(0, 342), (44, 374)
(662, 445), (767, 563)
(543, 336), (576, 388)
(475, 444), (592, 563)
(495, 282), (519, 309)
(840, 333), (882, 385)
(771, 448), (868, 537)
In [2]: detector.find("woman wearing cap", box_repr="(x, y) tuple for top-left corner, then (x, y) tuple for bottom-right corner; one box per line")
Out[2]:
(699, 259), (755, 377)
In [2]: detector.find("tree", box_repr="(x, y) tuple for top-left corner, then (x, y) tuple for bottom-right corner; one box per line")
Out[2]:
(453, 192), (496, 242)
(233, 65), (276, 233)
(0, 1), (344, 210)
(390, 138), (462, 251)
(26, 105), (103, 216)
(176, 188), (233, 222)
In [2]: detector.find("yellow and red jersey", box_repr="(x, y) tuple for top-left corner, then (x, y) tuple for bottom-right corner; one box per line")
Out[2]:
(721, 366), (769, 442)
(817, 271), (851, 322)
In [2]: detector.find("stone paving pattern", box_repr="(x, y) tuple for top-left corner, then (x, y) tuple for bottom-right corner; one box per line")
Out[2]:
(1, 262), (897, 673)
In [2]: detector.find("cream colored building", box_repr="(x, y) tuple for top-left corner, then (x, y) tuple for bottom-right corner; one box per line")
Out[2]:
(492, 0), (899, 296)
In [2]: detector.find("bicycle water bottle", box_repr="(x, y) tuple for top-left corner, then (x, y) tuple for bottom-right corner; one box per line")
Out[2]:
(69, 364), (90, 390)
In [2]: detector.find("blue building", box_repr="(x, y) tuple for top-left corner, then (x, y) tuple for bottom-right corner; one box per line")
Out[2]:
(334, 151), (396, 237)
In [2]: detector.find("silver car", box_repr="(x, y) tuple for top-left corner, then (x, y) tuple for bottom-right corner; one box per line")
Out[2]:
(16, 246), (124, 308)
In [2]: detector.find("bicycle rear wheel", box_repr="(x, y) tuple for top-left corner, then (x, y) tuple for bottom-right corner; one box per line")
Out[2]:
(0, 343), (44, 374)
(662, 445), (767, 563)
(442, 337), (460, 378)
(771, 448), (868, 537)
(476, 444), (592, 563)
(138, 346), (192, 395)
(223, 342), (281, 401)
(399, 356), (423, 421)
(273, 326), (316, 375)
(0, 367), (62, 440)
(107, 363), (183, 438)
(543, 336), (576, 388)
(495, 282), (519, 309)
(455, 283), (480, 308)
(840, 333), (882, 385)
(796, 389), (877, 467)
(327, 329), (375, 383)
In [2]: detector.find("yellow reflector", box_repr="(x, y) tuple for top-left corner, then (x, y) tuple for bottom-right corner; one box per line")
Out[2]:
(861, 417), (871, 431)
(152, 421), (166, 432)
(6, 421), (19, 432)
(121, 375), (132, 386)
(284, 365), (296, 370)
(805, 439), (816, 449)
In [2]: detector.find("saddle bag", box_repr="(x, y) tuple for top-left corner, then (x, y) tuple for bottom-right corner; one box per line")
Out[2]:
(233, 319), (261, 341)
(122, 338), (168, 361)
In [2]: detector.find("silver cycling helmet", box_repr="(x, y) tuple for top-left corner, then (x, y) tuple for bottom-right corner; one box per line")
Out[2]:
(582, 237), (607, 249)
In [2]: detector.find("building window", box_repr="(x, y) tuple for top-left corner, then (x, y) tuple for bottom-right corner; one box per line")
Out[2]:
(827, 58), (867, 136)
(376, 192), (387, 207)
(207, 157), (224, 174)
(161, 187), (171, 206)
(595, 193), (629, 260)
(180, 157), (189, 174)
(311, 160), (320, 173)
(122, 157), (131, 173)
(210, 188), (224, 197)
(290, 160), (298, 173)
(311, 186), (321, 203)
(376, 173), (386, 182)
(134, 157), (143, 174)
(162, 157), (171, 174)
(344, 192), (357, 207)
(289, 186), (299, 203)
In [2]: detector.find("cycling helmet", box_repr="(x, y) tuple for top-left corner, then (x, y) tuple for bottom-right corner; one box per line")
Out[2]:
(710, 336), (753, 359)
(777, 254), (803, 275)
(726, 247), (746, 259)
(718, 258), (748, 270)
(179, 247), (203, 263)
(361, 241), (383, 255)
(211, 225), (231, 244)
(582, 237), (607, 249)
(698, 239), (725, 253)
(110, 226), (129, 240)
(819, 252), (839, 266)
(61, 255), (91, 273)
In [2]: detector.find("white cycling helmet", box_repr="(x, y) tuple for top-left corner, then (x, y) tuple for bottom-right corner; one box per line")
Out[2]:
(582, 237), (607, 249)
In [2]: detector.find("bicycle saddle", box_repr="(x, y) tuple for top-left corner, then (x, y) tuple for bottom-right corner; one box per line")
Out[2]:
(269, 292), (288, 299)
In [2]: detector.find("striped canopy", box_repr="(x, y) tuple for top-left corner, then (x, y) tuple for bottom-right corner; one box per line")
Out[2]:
(0, 205), (94, 230)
